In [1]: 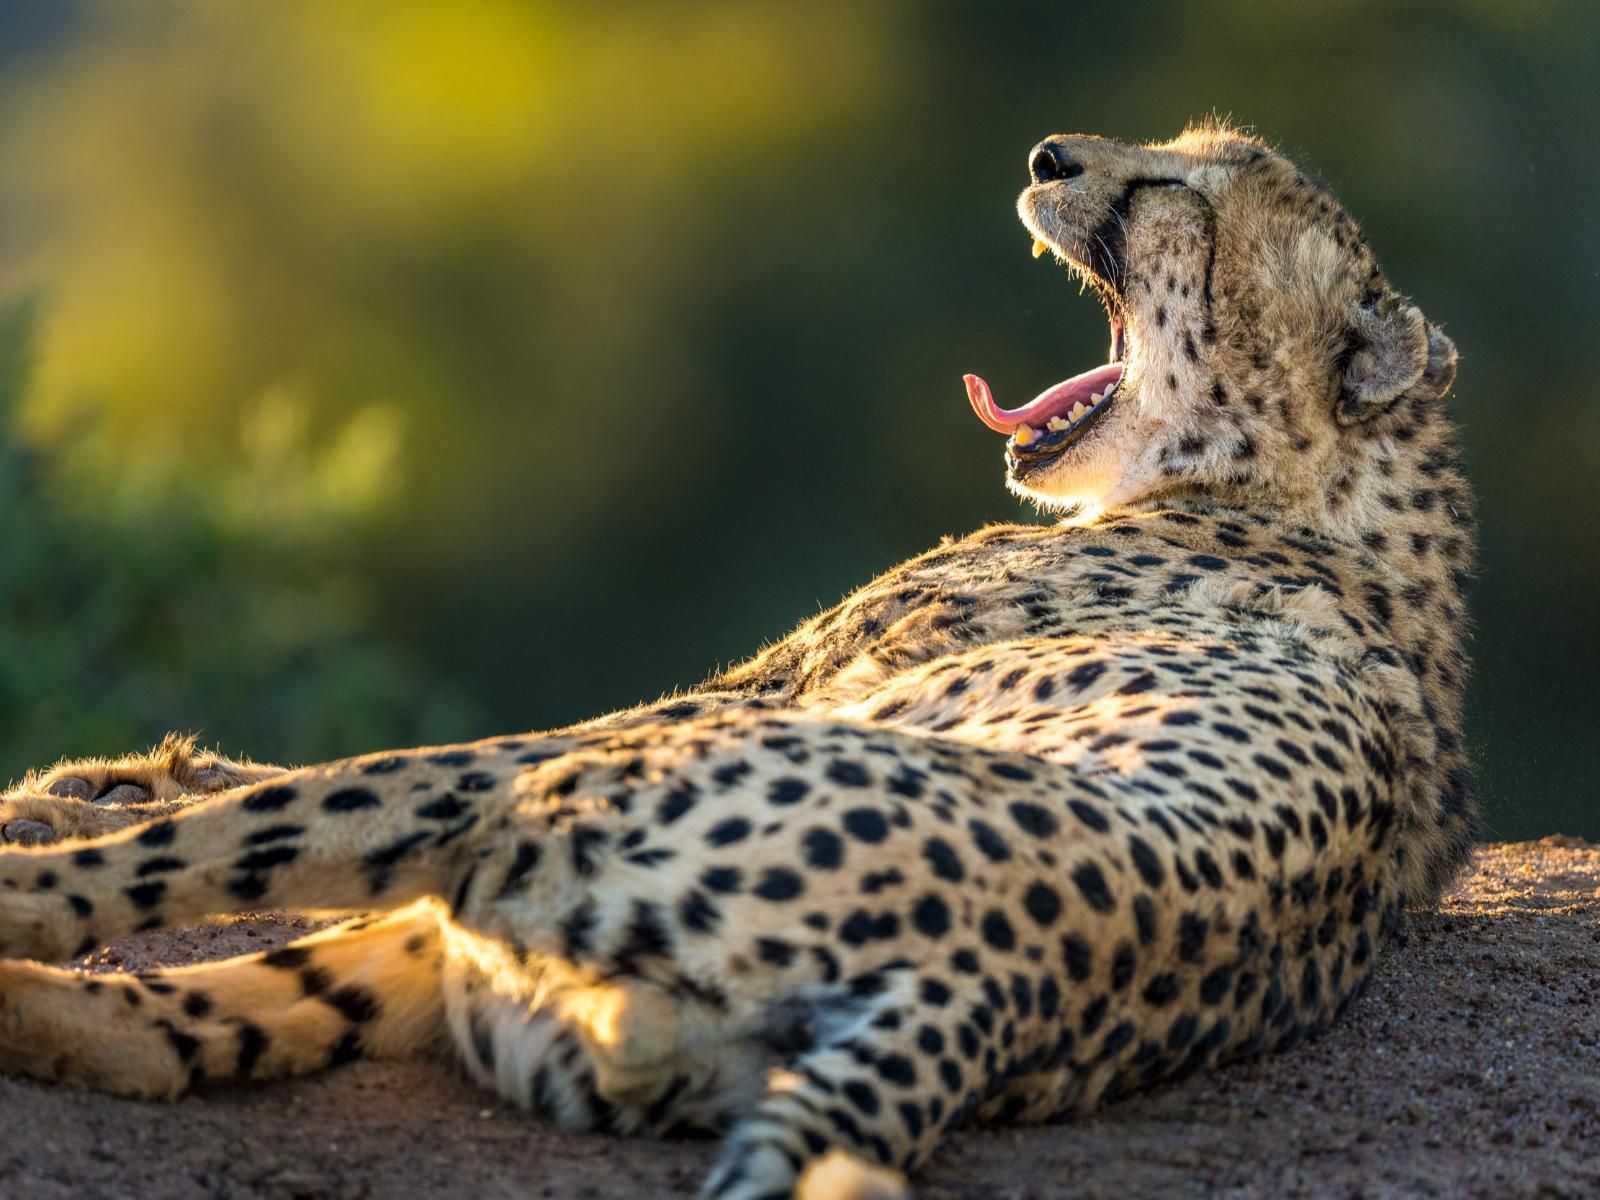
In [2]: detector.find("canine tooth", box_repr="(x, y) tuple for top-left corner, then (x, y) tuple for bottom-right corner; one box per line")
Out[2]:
(1089, 391), (1104, 405)
(1031, 238), (1048, 259)
(1068, 402), (1086, 422)
(1014, 424), (1036, 446)
(1046, 416), (1069, 432)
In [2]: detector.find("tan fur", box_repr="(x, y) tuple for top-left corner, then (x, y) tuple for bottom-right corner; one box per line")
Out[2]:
(0, 126), (1474, 1200)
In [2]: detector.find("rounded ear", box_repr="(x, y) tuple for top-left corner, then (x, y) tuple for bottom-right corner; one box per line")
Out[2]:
(1418, 322), (1458, 396)
(1335, 300), (1428, 425)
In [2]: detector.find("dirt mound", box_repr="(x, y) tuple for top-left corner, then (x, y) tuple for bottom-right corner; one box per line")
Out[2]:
(2, 840), (1596, 1200)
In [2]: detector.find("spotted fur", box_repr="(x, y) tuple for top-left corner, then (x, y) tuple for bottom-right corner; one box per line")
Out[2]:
(0, 125), (1473, 1200)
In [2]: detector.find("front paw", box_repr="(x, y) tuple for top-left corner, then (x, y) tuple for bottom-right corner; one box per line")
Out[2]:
(2, 734), (285, 846)
(0, 792), (141, 847)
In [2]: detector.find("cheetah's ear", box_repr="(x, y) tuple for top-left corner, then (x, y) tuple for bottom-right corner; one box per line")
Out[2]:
(1335, 300), (1451, 425)
(1418, 322), (1458, 396)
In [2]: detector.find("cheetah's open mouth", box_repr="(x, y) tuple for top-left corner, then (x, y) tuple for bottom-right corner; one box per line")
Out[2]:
(964, 255), (1128, 472)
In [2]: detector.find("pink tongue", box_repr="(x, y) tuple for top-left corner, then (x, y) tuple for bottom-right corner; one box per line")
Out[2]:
(965, 362), (1125, 435)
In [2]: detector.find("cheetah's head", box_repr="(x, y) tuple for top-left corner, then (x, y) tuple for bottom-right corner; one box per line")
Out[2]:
(966, 124), (1458, 527)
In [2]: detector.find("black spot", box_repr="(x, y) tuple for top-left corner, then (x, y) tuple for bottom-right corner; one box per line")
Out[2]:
(364, 831), (430, 881)
(878, 1054), (916, 1088)
(1252, 753), (1292, 781)
(135, 856), (186, 878)
(657, 785), (698, 825)
(124, 882), (166, 911)
(1142, 973), (1180, 1006)
(616, 900), (674, 964)
(1177, 912), (1209, 962)
(1080, 994), (1109, 1036)
(706, 818), (752, 847)
(756, 937), (796, 967)
(415, 794), (469, 820)
(1067, 800), (1109, 833)
(1128, 836), (1165, 887)
(922, 838), (964, 883)
(803, 828), (845, 869)
(361, 757), (406, 775)
(1061, 934), (1093, 981)
(827, 760), (871, 788)
(235, 845), (299, 872)
(887, 768), (927, 799)
(236, 1022), (270, 1075)
(262, 946), (313, 970)
(243, 785), (299, 812)
(1023, 882), (1062, 927)
(1066, 661), (1107, 691)
(568, 824), (610, 876)
(137, 821), (177, 848)
(768, 778), (809, 806)
(980, 910), (1015, 952)
(840, 909), (900, 946)
(1110, 943), (1136, 991)
(678, 889), (721, 933)
(1167, 1013), (1198, 1051)
(1117, 671), (1158, 695)
(427, 750), (476, 767)
(1072, 862), (1116, 912)
(299, 966), (333, 997)
(753, 867), (804, 902)
(159, 1021), (200, 1064)
(701, 866), (742, 893)
(323, 788), (381, 813)
(245, 824), (304, 846)
(711, 761), (752, 788)
(561, 901), (598, 957)
(1200, 967), (1232, 1006)
(1133, 894), (1157, 945)
(67, 894), (94, 918)
(321, 985), (378, 1023)
(939, 1059), (962, 1093)
(912, 893), (952, 939)
(842, 808), (889, 843)
(182, 992), (213, 1019)
(496, 840), (542, 898)
(989, 761), (1034, 782)
(1008, 801), (1057, 839)
(843, 1080), (880, 1116)
(71, 848), (105, 869)
(968, 820), (1012, 863)
(326, 1029), (363, 1068)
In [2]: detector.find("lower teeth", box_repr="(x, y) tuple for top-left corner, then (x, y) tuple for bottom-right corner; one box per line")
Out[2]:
(1014, 381), (1119, 449)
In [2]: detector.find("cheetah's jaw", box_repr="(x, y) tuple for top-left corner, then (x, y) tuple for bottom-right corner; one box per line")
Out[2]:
(964, 312), (1129, 466)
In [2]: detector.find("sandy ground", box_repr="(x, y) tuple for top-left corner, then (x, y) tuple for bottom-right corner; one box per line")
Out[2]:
(0, 838), (1595, 1200)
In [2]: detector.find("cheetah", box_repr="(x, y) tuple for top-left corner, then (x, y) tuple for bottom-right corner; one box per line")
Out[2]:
(0, 124), (1474, 1200)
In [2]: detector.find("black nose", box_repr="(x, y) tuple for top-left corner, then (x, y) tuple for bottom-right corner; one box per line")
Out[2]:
(1029, 141), (1083, 185)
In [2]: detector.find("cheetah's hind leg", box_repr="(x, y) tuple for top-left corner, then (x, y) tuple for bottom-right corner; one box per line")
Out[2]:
(0, 733), (286, 847)
(0, 900), (446, 1098)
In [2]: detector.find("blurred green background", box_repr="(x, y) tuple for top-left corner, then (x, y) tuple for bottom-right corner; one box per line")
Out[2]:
(0, 1), (1594, 841)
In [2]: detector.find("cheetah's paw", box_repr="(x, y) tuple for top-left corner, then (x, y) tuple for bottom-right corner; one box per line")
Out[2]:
(0, 734), (285, 846)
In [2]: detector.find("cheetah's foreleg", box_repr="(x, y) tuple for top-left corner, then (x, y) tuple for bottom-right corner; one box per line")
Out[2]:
(0, 740), (530, 961)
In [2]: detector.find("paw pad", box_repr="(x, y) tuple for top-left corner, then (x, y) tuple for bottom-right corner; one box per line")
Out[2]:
(46, 777), (94, 800)
(2, 819), (55, 846)
(97, 783), (152, 806)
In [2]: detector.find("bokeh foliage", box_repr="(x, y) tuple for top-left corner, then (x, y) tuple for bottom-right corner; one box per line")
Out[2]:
(0, 1), (1594, 839)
